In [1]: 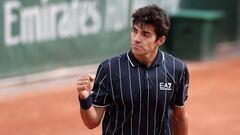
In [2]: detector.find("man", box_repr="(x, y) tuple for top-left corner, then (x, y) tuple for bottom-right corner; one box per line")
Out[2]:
(77, 4), (189, 135)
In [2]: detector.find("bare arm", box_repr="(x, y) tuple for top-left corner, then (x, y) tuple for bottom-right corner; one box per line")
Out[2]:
(80, 106), (105, 129)
(77, 74), (105, 129)
(173, 105), (188, 135)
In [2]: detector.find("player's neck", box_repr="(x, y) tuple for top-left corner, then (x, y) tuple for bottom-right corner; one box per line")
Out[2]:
(134, 50), (158, 67)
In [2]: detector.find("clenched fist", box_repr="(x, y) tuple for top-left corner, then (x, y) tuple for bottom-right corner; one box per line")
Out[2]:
(77, 74), (95, 99)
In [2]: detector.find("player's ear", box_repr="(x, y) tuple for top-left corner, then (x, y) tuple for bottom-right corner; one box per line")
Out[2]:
(156, 36), (166, 47)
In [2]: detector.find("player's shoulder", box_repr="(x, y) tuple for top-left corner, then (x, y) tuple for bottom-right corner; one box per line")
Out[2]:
(162, 51), (188, 82)
(162, 51), (187, 71)
(99, 52), (128, 69)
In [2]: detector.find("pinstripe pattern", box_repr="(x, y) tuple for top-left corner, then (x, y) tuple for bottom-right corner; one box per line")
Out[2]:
(105, 60), (114, 134)
(91, 50), (189, 135)
(137, 67), (142, 135)
(159, 58), (167, 135)
(173, 57), (176, 82)
(127, 60), (134, 135)
(95, 65), (103, 81)
(95, 74), (107, 102)
(109, 61), (119, 135)
(154, 67), (158, 135)
(118, 57), (126, 135)
(146, 71), (150, 134)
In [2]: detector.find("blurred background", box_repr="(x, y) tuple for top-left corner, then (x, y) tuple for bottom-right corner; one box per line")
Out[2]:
(0, 0), (240, 135)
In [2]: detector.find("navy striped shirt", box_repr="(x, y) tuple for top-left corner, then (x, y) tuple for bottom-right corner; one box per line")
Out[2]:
(91, 49), (189, 135)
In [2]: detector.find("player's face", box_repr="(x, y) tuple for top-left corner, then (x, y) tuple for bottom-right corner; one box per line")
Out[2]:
(131, 24), (164, 56)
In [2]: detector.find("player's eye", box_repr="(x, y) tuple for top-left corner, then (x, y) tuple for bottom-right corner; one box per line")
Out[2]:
(132, 27), (137, 33)
(143, 32), (150, 37)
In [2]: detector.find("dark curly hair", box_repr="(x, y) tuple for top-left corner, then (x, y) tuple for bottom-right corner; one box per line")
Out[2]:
(132, 4), (170, 40)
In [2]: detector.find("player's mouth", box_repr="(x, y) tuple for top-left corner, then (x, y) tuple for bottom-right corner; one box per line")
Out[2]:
(132, 44), (142, 50)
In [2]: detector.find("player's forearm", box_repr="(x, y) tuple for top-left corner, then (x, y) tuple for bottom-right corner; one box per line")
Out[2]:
(173, 113), (188, 135)
(80, 106), (103, 129)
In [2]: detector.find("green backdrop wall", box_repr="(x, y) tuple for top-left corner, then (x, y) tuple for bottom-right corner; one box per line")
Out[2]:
(0, 0), (181, 79)
(0, 0), (133, 78)
(180, 0), (239, 42)
(1, 0), (238, 79)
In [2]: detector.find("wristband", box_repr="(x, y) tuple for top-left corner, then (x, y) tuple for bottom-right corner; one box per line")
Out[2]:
(78, 95), (93, 110)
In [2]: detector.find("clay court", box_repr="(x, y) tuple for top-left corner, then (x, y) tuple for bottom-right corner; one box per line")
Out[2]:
(1, 56), (240, 135)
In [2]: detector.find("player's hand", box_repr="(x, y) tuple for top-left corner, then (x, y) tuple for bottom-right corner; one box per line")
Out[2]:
(77, 74), (95, 99)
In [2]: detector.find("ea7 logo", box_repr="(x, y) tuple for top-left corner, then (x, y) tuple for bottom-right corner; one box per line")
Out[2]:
(159, 82), (172, 91)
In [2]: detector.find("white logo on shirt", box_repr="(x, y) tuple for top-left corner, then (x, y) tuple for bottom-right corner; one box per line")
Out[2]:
(159, 82), (172, 90)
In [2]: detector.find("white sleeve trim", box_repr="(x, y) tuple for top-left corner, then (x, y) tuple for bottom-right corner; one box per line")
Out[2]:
(174, 100), (188, 108)
(93, 104), (110, 108)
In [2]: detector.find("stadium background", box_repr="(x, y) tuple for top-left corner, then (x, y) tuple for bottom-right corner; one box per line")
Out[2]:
(1, 0), (240, 135)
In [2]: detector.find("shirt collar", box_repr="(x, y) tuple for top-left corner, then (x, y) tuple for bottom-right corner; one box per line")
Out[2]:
(127, 49), (165, 67)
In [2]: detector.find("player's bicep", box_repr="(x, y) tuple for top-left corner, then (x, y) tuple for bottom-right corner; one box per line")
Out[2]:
(94, 106), (106, 121)
(173, 104), (187, 118)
